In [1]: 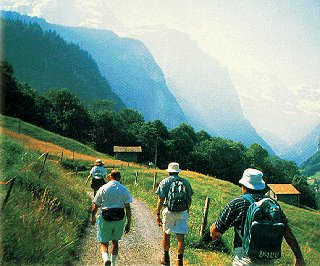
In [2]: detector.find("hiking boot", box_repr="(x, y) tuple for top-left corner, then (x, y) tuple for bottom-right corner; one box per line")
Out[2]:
(176, 259), (183, 266)
(104, 260), (111, 266)
(160, 256), (170, 265)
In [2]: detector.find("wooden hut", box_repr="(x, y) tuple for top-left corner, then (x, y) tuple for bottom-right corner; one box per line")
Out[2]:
(268, 184), (301, 207)
(113, 146), (142, 162)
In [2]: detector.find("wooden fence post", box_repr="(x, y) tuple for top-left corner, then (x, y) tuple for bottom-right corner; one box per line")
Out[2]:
(1, 178), (16, 211)
(39, 152), (49, 179)
(200, 196), (211, 237)
(135, 171), (138, 186)
(153, 171), (157, 191)
(60, 151), (63, 164)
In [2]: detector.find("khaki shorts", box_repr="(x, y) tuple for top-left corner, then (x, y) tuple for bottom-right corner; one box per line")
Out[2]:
(97, 213), (126, 242)
(162, 207), (189, 235)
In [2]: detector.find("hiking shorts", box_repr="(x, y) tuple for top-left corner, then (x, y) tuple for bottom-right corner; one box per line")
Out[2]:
(162, 207), (189, 235)
(233, 247), (274, 266)
(96, 212), (126, 242)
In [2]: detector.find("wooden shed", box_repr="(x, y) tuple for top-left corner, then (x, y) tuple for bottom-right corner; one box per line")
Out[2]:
(268, 184), (301, 207)
(113, 146), (142, 162)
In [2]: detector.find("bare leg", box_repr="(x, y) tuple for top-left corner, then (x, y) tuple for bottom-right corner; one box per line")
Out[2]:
(100, 242), (109, 256)
(176, 234), (185, 254)
(163, 233), (171, 252)
(110, 240), (119, 255)
(161, 233), (171, 265)
(176, 234), (185, 266)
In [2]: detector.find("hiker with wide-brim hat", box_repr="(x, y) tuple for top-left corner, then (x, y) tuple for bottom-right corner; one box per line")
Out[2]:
(210, 168), (305, 266)
(85, 159), (107, 196)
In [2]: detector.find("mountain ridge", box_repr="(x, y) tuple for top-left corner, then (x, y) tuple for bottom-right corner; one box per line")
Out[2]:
(0, 11), (188, 129)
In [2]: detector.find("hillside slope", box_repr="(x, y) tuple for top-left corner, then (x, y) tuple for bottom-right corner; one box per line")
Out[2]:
(1, 16), (125, 111)
(1, 115), (319, 265)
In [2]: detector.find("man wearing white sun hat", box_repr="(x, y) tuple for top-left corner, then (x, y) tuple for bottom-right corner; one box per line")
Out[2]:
(210, 168), (305, 266)
(155, 162), (194, 266)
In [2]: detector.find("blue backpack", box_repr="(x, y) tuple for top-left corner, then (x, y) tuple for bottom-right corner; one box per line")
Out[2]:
(166, 178), (189, 212)
(239, 194), (286, 259)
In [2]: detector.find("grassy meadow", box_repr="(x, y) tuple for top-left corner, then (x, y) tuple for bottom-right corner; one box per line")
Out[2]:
(1, 115), (319, 265)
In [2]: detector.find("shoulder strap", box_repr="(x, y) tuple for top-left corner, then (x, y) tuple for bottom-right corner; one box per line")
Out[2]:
(236, 194), (255, 240)
(243, 193), (255, 204)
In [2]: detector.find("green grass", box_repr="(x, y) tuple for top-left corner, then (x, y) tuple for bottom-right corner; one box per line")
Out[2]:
(0, 135), (91, 265)
(0, 114), (107, 158)
(1, 115), (319, 265)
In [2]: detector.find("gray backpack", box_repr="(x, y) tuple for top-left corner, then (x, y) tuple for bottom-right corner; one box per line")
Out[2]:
(166, 179), (189, 212)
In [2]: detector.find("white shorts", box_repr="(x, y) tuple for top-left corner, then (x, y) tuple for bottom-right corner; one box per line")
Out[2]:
(162, 207), (189, 235)
(233, 247), (274, 266)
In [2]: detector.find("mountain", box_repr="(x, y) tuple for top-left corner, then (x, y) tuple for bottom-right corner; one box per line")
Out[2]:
(281, 122), (320, 165)
(0, 16), (125, 111)
(126, 26), (274, 152)
(301, 150), (320, 177)
(1, 11), (188, 129)
(231, 70), (320, 150)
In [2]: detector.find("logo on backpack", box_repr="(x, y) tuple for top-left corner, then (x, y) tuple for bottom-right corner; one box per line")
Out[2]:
(240, 194), (285, 259)
(167, 179), (189, 212)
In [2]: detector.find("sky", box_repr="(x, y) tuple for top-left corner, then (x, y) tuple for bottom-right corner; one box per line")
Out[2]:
(2, 0), (320, 144)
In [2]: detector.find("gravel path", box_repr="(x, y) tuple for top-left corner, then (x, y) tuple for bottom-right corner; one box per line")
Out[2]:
(77, 197), (176, 266)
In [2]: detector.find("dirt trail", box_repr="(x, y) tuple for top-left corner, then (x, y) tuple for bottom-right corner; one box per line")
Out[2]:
(77, 196), (170, 266)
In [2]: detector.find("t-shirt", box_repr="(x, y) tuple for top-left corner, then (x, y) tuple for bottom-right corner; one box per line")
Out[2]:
(90, 165), (107, 180)
(93, 180), (132, 209)
(215, 194), (288, 248)
(155, 175), (194, 207)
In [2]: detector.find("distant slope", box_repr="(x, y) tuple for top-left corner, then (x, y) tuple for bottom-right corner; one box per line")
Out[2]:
(127, 27), (274, 152)
(1, 15), (125, 111)
(301, 151), (320, 177)
(281, 122), (320, 165)
(1, 11), (188, 129)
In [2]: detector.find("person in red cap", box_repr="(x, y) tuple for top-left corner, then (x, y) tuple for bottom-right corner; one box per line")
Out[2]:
(85, 159), (107, 196)
(210, 168), (305, 266)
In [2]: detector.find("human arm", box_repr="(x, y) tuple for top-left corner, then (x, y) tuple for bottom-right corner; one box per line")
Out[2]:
(124, 203), (131, 234)
(156, 196), (164, 226)
(84, 174), (92, 186)
(90, 203), (98, 225)
(284, 225), (306, 266)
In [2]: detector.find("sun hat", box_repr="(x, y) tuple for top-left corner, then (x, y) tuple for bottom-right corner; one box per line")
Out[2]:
(94, 159), (103, 166)
(166, 162), (181, 173)
(239, 168), (265, 190)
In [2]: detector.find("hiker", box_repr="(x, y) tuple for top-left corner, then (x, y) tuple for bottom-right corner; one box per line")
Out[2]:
(210, 168), (306, 266)
(85, 159), (107, 196)
(155, 162), (194, 266)
(90, 169), (132, 266)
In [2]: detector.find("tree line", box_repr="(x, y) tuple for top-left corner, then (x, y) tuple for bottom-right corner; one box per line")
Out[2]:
(0, 61), (315, 208)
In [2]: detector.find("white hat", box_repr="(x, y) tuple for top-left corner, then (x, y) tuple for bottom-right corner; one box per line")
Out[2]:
(166, 162), (181, 173)
(239, 168), (265, 190)
(94, 159), (103, 166)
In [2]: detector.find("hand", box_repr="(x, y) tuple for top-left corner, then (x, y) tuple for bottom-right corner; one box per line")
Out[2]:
(125, 223), (131, 234)
(210, 224), (221, 240)
(90, 216), (96, 225)
(156, 215), (162, 227)
(295, 258), (306, 266)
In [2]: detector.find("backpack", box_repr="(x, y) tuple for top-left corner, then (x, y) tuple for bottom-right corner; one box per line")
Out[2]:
(239, 194), (286, 259)
(166, 178), (189, 212)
